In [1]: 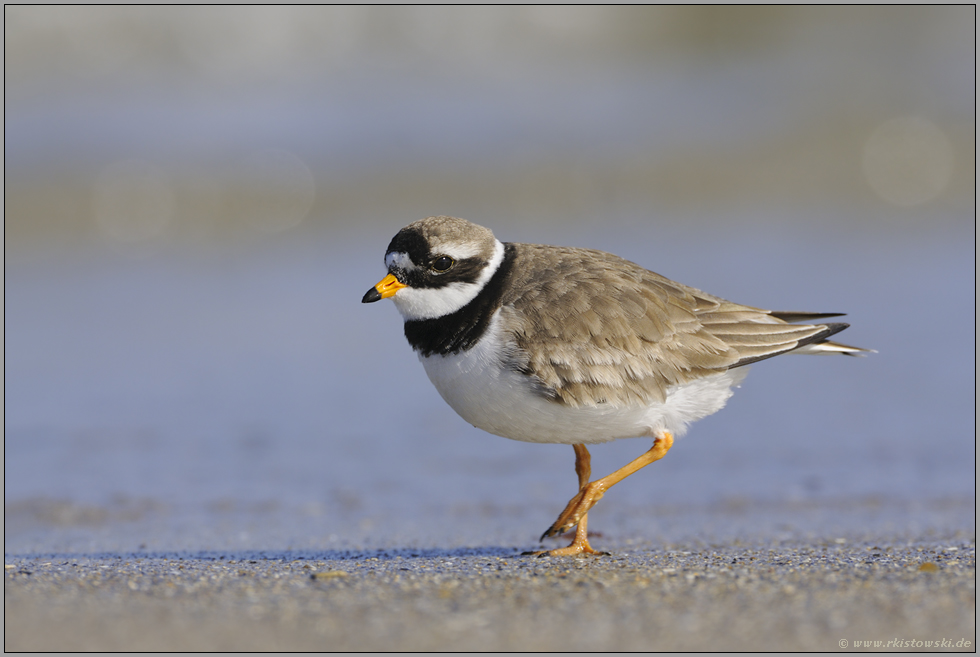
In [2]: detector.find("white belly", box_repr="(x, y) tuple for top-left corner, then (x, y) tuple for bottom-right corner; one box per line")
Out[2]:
(418, 312), (747, 444)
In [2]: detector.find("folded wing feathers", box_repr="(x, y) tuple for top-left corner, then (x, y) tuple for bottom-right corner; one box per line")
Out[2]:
(505, 244), (865, 408)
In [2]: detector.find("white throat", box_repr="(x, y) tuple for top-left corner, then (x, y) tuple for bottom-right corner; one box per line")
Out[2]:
(391, 239), (505, 321)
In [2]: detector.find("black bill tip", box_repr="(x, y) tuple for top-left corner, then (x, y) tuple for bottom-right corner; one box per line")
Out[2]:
(362, 287), (382, 303)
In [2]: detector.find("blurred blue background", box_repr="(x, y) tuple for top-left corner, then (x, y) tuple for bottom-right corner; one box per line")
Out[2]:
(5, 6), (974, 553)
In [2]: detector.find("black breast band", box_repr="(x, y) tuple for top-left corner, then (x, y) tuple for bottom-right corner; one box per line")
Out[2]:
(404, 243), (517, 357)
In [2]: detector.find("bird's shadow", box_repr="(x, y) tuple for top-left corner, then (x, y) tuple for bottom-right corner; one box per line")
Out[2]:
(5, 545), (543, 563)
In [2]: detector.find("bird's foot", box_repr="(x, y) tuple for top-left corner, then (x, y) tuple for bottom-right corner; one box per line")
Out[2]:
(534, 541), (607, 558)
(540, 484), (604, 541)
(523, 518), (607, 557)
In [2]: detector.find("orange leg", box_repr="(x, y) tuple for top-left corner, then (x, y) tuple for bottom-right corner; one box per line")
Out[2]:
(524, 444), (598, 556)
(540, 444), (604, 556)
(571, 443), (591, 494)
(538, 431), (674, 556)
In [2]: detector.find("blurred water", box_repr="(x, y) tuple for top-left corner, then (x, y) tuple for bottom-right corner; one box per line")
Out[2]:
(5, 210), (974, 553)
(4, 7), (974, 554)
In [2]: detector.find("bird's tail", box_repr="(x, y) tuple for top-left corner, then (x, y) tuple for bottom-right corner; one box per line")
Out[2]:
(768, 312), (875, 357)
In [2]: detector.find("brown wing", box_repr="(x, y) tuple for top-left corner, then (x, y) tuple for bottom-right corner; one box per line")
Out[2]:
(498, 243), (838, 408)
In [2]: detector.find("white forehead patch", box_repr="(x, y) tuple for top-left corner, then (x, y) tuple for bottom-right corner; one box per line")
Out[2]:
(385, 251), (416, 271)
(391, 239), (505, 321)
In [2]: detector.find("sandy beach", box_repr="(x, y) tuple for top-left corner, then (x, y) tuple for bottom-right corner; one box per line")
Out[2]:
(5, 532), (975, 652)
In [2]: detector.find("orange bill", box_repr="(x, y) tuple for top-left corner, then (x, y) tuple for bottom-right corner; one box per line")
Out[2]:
(362, 273), (406, 303)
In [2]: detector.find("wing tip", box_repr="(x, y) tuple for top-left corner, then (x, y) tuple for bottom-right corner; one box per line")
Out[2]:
(729, 321), (873, 368)
(769, 311), (847, 323)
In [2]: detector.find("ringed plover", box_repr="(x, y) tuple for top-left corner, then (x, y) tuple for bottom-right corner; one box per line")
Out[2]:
(363, 216), (869, 556)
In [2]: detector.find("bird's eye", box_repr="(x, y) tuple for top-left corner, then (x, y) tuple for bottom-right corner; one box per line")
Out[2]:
(431, 256), (455, 272)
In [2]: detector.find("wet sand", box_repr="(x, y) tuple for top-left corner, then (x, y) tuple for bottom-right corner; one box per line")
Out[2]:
(5, 534), (975, 652)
